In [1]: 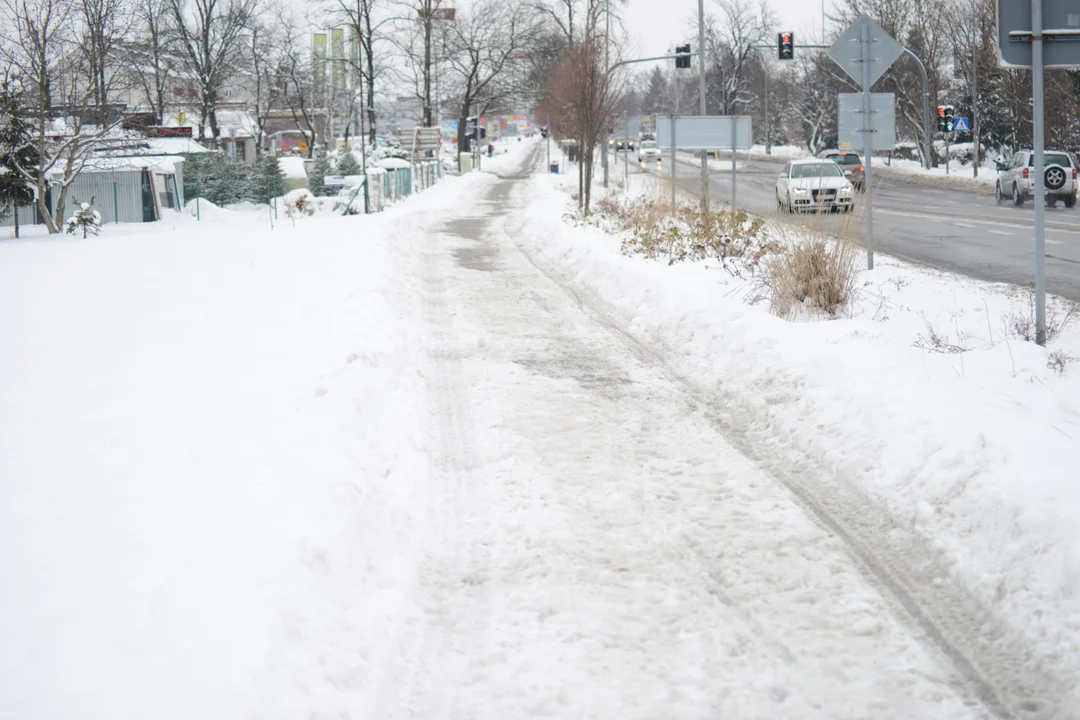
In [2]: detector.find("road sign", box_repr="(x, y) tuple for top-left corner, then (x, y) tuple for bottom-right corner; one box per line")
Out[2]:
(838, 93), (896, 151)
(656, 116), (751, 150)
(827, 15), (905, 89)
(997, 0), (1080, 68)
(954, 116), (970, 133)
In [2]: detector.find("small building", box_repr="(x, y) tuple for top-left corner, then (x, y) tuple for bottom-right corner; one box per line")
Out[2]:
(1, 155), (186, 229)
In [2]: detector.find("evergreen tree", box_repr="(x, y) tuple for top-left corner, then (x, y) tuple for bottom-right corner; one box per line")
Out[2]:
(182, 153), (252, 206)
(0, 78), (38, 238)
(308, 147), (331, 196)
(249, 153), (285, 203)
(64, 198), (102, 238)
(336, 149), (361, 176)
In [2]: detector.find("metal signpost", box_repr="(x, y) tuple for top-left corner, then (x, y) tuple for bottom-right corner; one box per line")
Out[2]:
(837, 93), (896, 152)
(657, 116), (752, 211)
(997, 0), (1080, 346)
(827, 15), (905, 270)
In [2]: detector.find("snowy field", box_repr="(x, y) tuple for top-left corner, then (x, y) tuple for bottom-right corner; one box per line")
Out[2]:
(3, 134), (1079, 718)
(0, 182), (458, 717)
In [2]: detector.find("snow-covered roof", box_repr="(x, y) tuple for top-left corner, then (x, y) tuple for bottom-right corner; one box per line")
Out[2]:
(278, 156), (307, 180)
(142, 137), (211, 155)
(47, 155), (182, 179)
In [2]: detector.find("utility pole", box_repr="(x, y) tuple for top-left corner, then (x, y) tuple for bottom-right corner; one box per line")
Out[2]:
(971, 0), (979, 178)
(697, 0), (708, 211)
(602, 0), (610, 188)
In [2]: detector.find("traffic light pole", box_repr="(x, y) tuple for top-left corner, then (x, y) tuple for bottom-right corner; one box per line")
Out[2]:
(697, 0), (708, 211)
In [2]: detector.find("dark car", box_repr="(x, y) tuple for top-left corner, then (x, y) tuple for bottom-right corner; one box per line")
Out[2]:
(822, 150), (865, 191)
(615, 139), (636, 152)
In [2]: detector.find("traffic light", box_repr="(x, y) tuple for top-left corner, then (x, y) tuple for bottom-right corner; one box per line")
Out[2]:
(675, 44), (691, 69)
(936, 106), (946, 132)
(944, 105), (955, 133)
(778, 32), (794, 60)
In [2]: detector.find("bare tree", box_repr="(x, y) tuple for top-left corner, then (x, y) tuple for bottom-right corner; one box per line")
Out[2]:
(169, 0), (259, 146)
(79, 0), (131, 112)
(540, 0), (624, 213)
(246, 13), (282, 153)
(326, 0), (393, 144)
(1, 0), (124, 233)
(277, 14), (319, 156)
(703, 0), (773, 116)
(386, 0), (447, 127)
(445, 0), (536, 155)
(125, 0), (180, 124)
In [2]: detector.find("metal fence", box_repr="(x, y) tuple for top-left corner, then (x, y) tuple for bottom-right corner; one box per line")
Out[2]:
(358, 161), (442, 215)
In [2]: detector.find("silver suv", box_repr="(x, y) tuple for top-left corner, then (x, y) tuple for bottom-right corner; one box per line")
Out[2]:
(994, 150), (1077, 208)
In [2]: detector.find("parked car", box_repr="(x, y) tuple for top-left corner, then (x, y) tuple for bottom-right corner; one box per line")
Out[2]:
(995, 150), (1077, 207)
(821, 150), (865, 190)
(776, 159), (856, 213)
(637, 139), (661, 163)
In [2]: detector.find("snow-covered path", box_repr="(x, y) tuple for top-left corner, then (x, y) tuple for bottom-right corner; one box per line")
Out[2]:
(376, 168), (990, 718)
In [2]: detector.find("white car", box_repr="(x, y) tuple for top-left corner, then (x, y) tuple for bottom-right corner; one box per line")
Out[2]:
(776, 159), (855, 213)
(637, 140), (661, 163)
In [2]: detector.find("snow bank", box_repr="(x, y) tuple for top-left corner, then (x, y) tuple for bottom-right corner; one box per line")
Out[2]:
(183, 197), (233, 220)
(518, 171), (1080, 693)
(0, 174), (476, 718)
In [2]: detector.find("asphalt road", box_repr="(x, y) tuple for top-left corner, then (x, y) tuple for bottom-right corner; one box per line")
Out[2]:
(614, 150), (1080, 301)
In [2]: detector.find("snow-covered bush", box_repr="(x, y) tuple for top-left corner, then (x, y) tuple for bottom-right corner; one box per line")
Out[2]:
(282, 188), (319, 217)
(64, 197), (102, 238)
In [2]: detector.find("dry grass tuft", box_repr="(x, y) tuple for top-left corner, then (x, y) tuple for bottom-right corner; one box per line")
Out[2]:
(763, 230), (861, 318)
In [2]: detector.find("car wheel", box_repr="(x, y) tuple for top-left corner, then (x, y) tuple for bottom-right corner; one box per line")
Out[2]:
(787, 194), (795, 214)
(1013, 183), (1025, 207)
(1045, 166), (1067, 191)
(777, 191), (783, 211)
(995, 182), (1004, 205)
(1065, 195), (1077, 209)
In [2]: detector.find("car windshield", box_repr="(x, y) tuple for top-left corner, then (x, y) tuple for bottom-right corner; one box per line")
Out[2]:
(641, 141), (657, 149)
(791, 163), (843, 179)
(1029, 153), (1074, 168)
(830, 154), (862, 165)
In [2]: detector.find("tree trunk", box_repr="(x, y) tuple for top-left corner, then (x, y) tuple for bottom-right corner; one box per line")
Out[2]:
(12, 200), (19, 238)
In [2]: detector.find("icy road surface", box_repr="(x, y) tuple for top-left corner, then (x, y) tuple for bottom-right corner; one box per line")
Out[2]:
(374, 174), (992, 719)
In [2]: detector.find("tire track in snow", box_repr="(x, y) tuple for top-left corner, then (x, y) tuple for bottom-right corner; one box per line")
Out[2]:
(507, 156), (1069, 720)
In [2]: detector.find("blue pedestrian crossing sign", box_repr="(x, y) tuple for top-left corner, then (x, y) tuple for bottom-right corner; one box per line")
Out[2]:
(954, 117), (969, 133)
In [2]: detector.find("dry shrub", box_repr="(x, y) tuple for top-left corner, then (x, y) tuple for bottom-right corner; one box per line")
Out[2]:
(764, 233), (860, 317)
(1047, 350), (1072, 376)
(1004, 290), (1078, 344)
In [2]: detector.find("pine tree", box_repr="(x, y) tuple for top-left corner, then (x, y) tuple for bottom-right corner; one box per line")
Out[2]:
(0, 78), (38, 238)
(308, 147), (331, 196)
(65, 197), (102, 238)
(336, 149), (361, 176)
(249, 153), (285, 203)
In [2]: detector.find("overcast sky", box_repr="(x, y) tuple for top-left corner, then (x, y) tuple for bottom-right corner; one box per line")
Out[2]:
(623, 0), (834, 67)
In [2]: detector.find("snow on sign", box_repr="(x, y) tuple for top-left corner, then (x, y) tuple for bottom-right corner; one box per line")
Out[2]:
(997, 0), (1080, 68)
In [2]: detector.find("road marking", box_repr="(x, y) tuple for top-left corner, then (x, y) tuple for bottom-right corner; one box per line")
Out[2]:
(877, 207), (1076, 237)
(953, 222), (977, 228)
(988, 229), (1012, 236)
